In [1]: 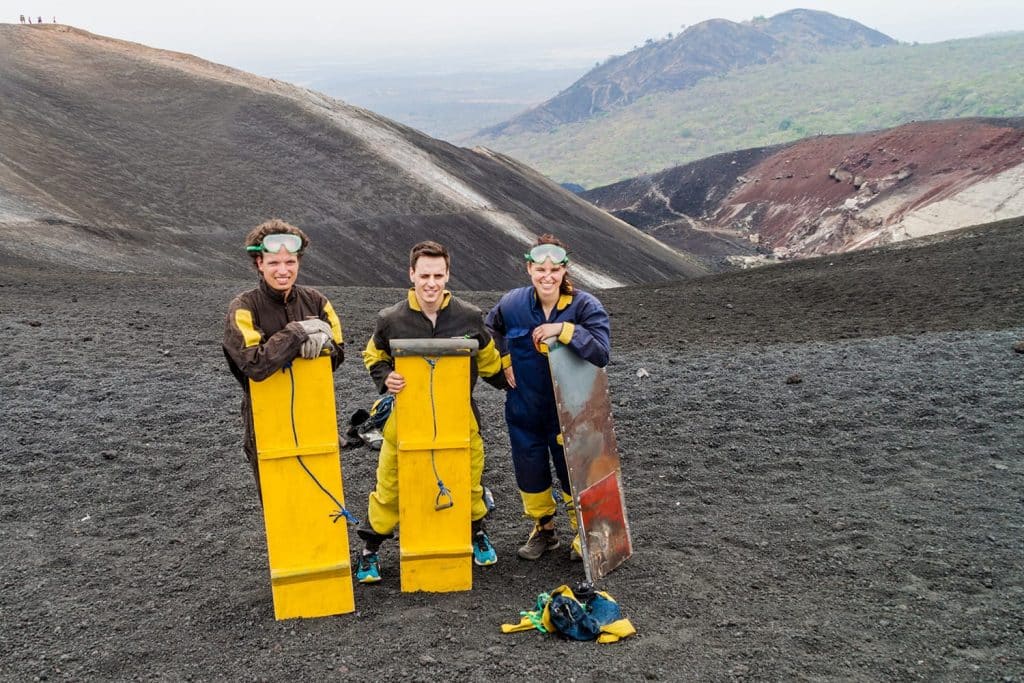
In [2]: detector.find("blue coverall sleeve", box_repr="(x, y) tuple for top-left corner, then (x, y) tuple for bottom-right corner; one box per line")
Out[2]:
(565, 295), (611, 368)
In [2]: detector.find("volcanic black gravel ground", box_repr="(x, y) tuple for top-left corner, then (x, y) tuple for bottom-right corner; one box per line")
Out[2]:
(2, 220), (1023, 680)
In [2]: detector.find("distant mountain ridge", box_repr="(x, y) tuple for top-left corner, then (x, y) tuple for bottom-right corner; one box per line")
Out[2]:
(0, 24), (704, 287)
(480, 9), (894, 136)
(468, 30), (1024, 188)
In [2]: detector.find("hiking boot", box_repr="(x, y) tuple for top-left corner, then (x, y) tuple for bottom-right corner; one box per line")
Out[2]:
(473, 531), (498, 566)
(517, 525), (559, 560)
(356, 552), (381, 583)
(570, 533), (582, 561)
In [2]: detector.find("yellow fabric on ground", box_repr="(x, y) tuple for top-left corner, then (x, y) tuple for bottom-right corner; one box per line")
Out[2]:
(499, 584), (636, 643)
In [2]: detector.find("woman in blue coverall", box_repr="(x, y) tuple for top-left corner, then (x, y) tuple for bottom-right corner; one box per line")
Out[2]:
(485, 235), (611, 561)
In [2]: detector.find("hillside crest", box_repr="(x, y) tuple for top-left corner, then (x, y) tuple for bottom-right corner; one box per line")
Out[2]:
(0, 23), (704, 287)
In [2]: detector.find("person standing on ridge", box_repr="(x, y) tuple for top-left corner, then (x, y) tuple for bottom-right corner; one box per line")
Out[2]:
(354, 240), (505, 583)
(222, 219), (344, 501)
(485, 234), (611, 562)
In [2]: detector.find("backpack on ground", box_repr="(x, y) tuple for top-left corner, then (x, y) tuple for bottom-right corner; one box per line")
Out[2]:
(501, 582), (636, 643)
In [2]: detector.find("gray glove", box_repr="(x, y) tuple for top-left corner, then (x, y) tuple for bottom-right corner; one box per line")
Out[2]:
(297, 318), (332, 337)
(298, 318), (333, 359)
(300, 332), (331, 359)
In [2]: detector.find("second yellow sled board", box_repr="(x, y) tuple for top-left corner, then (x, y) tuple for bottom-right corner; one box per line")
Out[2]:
(392, 337), (478, 593)
(249, 356), (354, 619)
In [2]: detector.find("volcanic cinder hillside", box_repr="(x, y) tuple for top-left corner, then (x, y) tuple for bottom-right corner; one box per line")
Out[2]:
(2, 217), (1022, 679)
(583, 118), (1024, 268)
(0, 24), (703, 288)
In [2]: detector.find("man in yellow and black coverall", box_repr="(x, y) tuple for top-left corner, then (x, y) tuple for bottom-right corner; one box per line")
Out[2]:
(355, 240), (505, 583)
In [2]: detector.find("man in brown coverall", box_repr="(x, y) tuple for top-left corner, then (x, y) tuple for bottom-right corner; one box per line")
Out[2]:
(222, 218), (344, 499)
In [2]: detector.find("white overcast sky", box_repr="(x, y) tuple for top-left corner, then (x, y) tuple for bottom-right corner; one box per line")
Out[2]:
(22, 1), (1024, 73)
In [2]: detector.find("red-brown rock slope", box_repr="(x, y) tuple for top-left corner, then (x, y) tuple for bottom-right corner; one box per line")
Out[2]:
(584, 118), (1024, 268)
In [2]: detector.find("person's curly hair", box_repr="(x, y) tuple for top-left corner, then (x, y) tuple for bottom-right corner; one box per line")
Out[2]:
(244, 219), (310, 267)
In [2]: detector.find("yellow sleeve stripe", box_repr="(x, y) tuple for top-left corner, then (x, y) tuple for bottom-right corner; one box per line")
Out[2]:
(234, 309), (261, 347)
(323, 301), (344, 343)
(477, 338), (503, 376)
(558, 322), (575, 345)
(501, 353), (512, 369)
(362, 337), (392, 371)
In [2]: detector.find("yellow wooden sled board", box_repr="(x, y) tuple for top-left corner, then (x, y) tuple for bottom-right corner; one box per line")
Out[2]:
(249, 357), (354, 619)
(394, 345), (474, 593)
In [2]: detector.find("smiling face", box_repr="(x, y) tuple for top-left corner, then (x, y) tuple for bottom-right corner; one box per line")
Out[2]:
(528, 259), (566, 302)
(256, 246), (300, 296)
(410, 255), (450, 311)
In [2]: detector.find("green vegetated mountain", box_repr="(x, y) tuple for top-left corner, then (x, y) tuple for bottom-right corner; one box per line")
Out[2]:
(0, 24), (704, 288)
(480, 9), (894, 136)
(470, 13), (1024, 188)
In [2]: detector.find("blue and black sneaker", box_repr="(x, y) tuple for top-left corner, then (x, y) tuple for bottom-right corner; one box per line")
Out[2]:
(473, 531), (498, 566)
(356, 552), (382, 583)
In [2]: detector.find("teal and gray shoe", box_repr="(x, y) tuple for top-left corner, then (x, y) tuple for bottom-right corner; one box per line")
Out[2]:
(473, 531), (498, 566)
(356, 552), (382, 583)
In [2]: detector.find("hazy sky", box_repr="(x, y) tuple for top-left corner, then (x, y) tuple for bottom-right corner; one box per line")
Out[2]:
(24, 1), (1024, 73)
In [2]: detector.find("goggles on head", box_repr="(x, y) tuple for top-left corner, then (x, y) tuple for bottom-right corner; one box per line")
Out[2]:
(246, 233), (303, 255)
(525, 243), (568, 265)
